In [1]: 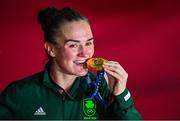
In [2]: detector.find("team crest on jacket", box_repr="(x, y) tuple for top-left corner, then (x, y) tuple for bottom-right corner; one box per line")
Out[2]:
(83, 98), (96, 117)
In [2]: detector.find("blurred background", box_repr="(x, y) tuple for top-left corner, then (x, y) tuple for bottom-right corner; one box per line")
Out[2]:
(0, 0), (179, 119)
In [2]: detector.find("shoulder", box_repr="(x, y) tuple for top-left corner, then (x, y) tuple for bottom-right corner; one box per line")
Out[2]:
(1, 71), (44, 96)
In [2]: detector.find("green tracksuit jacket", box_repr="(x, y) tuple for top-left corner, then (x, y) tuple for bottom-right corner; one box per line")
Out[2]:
(0, 67), (143, 120)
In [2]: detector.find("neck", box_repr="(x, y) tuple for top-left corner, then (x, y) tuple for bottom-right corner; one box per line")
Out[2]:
(49, 62), (77, 91)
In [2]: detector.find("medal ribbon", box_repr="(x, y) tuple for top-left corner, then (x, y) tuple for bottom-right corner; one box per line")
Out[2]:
(85, 70), (108, 105)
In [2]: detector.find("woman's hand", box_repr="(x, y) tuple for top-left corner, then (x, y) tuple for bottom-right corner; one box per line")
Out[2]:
(103, 61), (128, 96)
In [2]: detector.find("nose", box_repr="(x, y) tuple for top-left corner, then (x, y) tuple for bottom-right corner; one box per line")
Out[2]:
(77, 45), (89, 58)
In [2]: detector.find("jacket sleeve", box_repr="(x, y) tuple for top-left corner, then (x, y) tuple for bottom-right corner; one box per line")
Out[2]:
(0, 95), (14, 119)
(106, 88), (143, 120)
(0, 82), (17, 119)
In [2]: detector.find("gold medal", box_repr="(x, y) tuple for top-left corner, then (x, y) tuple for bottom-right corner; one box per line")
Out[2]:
(85, 58), (107, 71)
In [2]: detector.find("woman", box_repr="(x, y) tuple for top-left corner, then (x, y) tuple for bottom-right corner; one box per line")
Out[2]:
(0, 6), (143, 120)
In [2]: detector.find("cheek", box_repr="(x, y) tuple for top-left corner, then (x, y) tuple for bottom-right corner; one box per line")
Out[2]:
(88, 46), (94, 57)
(62, 48), (77, 60)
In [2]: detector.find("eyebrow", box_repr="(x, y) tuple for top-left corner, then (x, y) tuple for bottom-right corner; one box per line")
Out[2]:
(65, 37), (94, 43)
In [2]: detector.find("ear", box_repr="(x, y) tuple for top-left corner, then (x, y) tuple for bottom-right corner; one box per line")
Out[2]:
(44, 42), (56, 57)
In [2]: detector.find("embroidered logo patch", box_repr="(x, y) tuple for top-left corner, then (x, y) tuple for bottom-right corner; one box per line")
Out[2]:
(83, 98), (96, 119)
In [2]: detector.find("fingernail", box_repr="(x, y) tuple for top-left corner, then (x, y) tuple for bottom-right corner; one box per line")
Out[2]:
(103, 62), (108, 64)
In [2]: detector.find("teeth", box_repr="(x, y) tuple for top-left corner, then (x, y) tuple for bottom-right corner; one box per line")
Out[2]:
(74, 60), (86, 64)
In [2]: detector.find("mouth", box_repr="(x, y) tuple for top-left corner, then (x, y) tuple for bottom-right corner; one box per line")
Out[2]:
(74, 60), (87, 67)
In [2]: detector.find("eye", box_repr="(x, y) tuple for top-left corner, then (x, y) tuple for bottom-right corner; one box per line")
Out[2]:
(69, 44), (78, 48)
(86, 41), (93, 46)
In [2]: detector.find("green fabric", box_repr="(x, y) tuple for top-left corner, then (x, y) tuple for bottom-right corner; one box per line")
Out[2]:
(0, 67), (143, 120)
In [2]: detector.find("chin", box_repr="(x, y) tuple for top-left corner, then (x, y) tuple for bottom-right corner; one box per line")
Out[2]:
(76, 69), (88, 77)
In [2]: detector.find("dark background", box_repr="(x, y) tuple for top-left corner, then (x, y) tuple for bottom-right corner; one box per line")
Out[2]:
(0, 0), (180, 119)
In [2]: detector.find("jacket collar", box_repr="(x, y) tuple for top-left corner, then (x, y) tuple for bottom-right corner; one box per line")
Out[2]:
(42, 65), (88, 100)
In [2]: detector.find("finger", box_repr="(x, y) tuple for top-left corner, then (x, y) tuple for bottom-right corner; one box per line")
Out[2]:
(104, 61), (126, 74)
(103, 64), (121, 75)
(104, 65), (128, 80)
(104, 68), (124, 82)
(104, 61), (119, 65)
(103, 64), (126, 78)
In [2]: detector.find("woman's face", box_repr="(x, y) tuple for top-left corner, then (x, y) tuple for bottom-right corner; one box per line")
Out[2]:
(52, 20), (94, 76)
